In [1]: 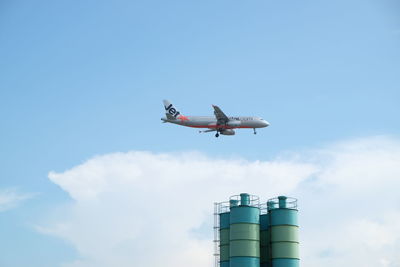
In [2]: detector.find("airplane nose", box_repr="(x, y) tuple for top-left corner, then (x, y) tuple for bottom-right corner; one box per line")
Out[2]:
(263, 120), (270, 127)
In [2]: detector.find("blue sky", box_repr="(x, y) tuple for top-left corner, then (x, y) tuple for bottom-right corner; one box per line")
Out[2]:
(0, 0), (399, 266)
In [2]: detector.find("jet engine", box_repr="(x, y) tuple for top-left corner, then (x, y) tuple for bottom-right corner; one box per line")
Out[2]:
(221, 129), (235, 135)
(226, 120), (241, 127)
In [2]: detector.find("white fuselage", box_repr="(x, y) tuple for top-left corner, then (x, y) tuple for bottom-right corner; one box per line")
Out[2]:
(161, 116), (269, 129)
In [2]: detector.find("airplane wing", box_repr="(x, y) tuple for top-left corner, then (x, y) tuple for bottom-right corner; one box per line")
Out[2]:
(212, 105), (229, 125)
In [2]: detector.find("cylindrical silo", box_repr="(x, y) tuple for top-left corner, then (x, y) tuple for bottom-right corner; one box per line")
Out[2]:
(269, 196), (299, 267)
(219, 211), (230, 267)
(260, 213), (271, 267)
(229, 193), (260, 267)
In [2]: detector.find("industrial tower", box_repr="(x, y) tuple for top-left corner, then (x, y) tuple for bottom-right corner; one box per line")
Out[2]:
(214, 194), (299, 267)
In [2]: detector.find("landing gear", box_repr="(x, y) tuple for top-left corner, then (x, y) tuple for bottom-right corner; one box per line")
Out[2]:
(215, 132), (220, 138)
(253, 128), (257, 135)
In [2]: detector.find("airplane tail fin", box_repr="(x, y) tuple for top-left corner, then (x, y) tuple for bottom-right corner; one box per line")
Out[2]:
(163, 100), (182, 120)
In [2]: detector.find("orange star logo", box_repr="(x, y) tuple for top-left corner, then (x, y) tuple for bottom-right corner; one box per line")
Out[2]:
(178, 115), (189, 121)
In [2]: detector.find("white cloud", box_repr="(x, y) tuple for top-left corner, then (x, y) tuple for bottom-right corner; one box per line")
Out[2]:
(42, 136), (400, 267)
(297, 136), (400, 267)
(0, 188), (33, 212)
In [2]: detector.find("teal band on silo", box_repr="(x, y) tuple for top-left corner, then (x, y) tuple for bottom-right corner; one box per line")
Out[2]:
(269, 209), (298, 226)
(229, 257), (260, 267)
(230, 206), (260, 224)
(220, 212), (231, 229)
(272, 258), (300, 267)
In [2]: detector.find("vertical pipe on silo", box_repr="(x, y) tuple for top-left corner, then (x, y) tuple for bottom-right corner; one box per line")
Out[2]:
(229, 193), (260, 267)
(269, 196), (299, 267)
(240, 193), (250, 206)
(260, 213), (271, 267)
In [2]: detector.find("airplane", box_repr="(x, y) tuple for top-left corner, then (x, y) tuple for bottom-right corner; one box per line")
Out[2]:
(161, 100), (270, 137)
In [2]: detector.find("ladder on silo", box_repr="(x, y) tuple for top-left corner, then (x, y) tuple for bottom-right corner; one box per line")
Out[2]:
(213, 202), (220, 267)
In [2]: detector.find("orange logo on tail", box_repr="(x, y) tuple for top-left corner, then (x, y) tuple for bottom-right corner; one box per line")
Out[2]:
(178, 115), (189, 121)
